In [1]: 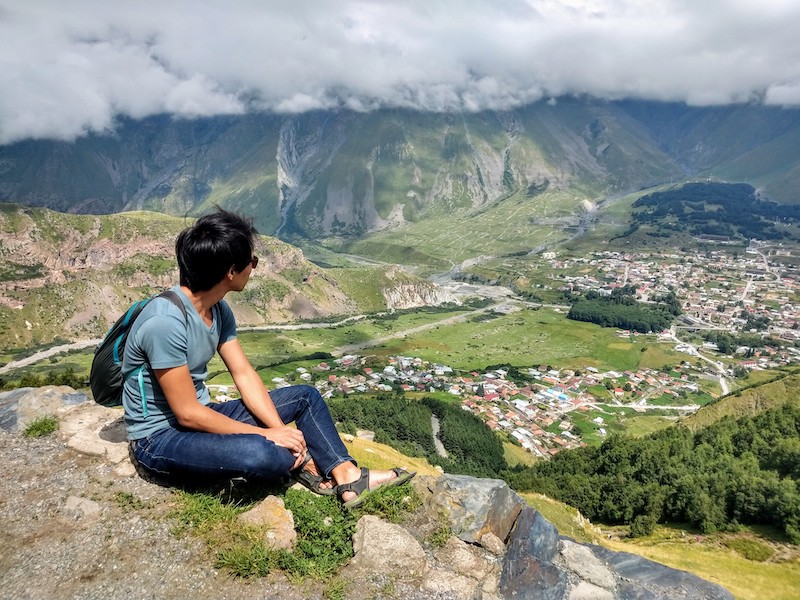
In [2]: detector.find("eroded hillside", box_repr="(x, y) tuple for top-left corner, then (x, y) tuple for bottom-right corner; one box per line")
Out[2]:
(0, 204), (448, 353)
(4, 101), (798, 244)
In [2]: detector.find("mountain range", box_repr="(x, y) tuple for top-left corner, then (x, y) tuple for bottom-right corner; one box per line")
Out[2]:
(2, 98), (799, 245)
(3, 97), (800, 351)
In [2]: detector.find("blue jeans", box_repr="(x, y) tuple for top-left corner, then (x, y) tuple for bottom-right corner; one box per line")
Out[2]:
(131, 385), (354, 484)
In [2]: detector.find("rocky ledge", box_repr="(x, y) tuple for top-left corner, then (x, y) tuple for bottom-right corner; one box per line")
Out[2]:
(0, 386), (734, 600)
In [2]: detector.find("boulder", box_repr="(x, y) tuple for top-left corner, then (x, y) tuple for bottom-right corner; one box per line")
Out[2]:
(428, 474), (527, 545)
(346, 514), (428, 578)
(237, 495), (297, 551)
(0, 385), (88, 432)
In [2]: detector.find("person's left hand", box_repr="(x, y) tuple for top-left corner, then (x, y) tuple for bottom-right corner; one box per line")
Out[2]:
(290, 451), (306, 471)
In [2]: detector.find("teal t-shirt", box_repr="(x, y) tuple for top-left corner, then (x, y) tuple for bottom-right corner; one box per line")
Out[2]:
(122, 286), (237, 440)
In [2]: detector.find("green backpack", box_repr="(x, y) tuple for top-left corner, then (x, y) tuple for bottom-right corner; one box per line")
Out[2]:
(89, 291), (186, 407)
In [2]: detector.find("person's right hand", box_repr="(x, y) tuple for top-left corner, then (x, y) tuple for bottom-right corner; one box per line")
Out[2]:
(261, 425), (307, 457)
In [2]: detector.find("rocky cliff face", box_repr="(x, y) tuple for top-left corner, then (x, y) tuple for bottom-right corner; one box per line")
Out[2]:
(383, 282), (459, 310)
(4, 101), (800, 242)
(0, 386), (735, 600)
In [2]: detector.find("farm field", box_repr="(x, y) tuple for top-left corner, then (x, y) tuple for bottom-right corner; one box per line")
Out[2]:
(338, 307), (679, 372)
(207, 306), (683, 379)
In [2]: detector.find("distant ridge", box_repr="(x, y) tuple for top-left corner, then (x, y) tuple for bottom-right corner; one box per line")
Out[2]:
(0, 204), (438, 352)
(1, 100), (799, 244)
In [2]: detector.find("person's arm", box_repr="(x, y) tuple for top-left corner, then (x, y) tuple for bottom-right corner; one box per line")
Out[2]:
(217, 337), (307, 454)
(155, 365), (265, 435)
(154, 359), (306, 460)
(218, 337), (283, 426)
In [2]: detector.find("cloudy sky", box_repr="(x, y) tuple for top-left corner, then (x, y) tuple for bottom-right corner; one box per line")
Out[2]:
(1, 0), (799, 144)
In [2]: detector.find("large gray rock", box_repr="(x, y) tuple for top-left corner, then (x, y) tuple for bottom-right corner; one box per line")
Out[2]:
(559, 540), (616, 590)
(587, 544), (734, 600)
(500, 505), (568, 600)
(0, 385), (88, 432)
(429, 474), (527, 545)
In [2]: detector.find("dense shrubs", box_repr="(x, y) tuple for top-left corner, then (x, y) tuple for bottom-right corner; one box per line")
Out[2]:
(567, 286), (678, 333)
(502, 404), (800, 542)
(0, 367), (85, 391)
(328, 393), (507, 478)
(632, 182), (800, 240)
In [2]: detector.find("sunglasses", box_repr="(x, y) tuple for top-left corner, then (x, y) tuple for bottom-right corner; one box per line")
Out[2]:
(250, 255), (259, 269)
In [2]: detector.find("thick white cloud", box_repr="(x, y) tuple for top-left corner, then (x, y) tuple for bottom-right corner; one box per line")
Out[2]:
(1, 0), (799, 143)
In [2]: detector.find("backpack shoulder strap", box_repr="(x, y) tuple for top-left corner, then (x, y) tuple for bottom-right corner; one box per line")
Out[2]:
(157, 289), (188, 322)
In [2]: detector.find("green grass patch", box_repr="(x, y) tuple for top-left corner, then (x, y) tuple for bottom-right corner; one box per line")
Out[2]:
(722, 537), (775, 562)
(520, 492), (599, 544)
(0, 260), (45, 282)
(171, 480), (419, 582)
(351, 307), (678, 373)
(22, 415), (58, 438)
(739, 369), (786, 387)
(566, 405), (678, 446)
(504, 441), (539, 468)
(620, 414), (680, 437)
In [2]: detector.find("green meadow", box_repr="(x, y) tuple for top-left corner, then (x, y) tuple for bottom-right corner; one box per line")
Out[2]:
(567, 405), (678, 446)
(6, 306), (687, 390)
(214, 305), (682, 379)
(331, 307), (679, 372)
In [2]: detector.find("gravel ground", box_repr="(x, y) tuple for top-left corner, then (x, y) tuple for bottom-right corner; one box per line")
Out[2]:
(0, 431), (318, 600)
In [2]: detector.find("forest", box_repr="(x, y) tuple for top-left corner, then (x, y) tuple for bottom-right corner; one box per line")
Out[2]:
(566, 286), (679, 333)
(501, 404), (800, 541)
(631, 182), (800, 241)
(327, 393), (507, 478)
(329, 391), (800, 542)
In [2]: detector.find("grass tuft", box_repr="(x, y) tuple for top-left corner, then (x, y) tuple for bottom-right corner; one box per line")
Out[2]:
(114, 490), (146, 510)
(23, 415), (58, 438)
(171, 478), (419, 581)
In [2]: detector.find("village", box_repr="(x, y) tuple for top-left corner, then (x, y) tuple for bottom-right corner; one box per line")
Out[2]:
(545, 241), (800, 346)
(207, 241), (800, 459)
(211, 351), (720, 459)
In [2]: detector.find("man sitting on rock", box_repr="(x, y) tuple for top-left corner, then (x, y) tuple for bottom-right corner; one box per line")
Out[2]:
(122, 208), (413, 507)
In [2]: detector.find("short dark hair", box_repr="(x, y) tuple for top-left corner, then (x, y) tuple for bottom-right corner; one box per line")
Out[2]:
(175, 209), (257, 291)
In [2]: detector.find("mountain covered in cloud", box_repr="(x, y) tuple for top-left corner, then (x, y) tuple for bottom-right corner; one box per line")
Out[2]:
(3, 1), (800, 146)
(1, 99), (799, 242)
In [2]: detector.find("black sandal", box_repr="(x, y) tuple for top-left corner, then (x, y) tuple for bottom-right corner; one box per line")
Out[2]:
(336, 467), (416, 509)
(290, 456), (336, 496)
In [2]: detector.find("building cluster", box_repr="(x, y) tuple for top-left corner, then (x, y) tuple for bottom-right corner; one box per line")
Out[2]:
(551, 243), (800, 353)
(255, 353), (724, 458)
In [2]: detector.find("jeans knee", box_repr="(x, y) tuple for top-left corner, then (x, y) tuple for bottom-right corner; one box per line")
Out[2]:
(238, 443), (295, 478)
(300, 384), (324, 405)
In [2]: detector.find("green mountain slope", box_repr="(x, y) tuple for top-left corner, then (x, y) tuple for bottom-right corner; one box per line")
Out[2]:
(680, 369), (800, 431)
(3, 100), (798, 245)
(0, 204), (442, 354)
